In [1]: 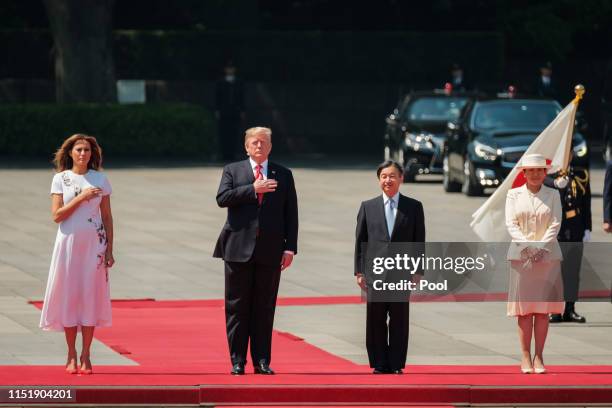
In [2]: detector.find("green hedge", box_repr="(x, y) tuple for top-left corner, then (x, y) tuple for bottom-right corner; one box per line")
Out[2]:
(0, 103), (216, 157)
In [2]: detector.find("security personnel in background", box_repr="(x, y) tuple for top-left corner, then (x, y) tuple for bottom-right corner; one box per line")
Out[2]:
(545, 155), (591, 323)
(447, 63), (472, 92)
(535, 61), (559, 101)
(215, 61), (246, 161)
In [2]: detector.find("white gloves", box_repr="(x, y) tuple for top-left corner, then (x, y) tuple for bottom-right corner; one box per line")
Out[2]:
(554, 176), (569, 189)
(583, 229), (591, 242)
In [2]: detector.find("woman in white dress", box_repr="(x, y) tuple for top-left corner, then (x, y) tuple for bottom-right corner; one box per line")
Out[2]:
(505, 153), (564, 374)
(40, 134), (115, 375)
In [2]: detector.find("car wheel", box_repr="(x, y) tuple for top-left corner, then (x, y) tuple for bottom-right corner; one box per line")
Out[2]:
(462, 158), (483, 196)
(443, 155), (461, 192)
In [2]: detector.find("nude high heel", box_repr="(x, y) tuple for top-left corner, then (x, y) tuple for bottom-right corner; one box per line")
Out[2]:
(79, 355), (93, 375)
(533, 356), (546, 374)
(65, 354), (78, 374)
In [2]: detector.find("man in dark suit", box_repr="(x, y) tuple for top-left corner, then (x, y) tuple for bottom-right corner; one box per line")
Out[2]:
(215, 61), (246, 161)
(354, 160), (425, 374)
(214, 126), (298, 375)
(604, 160), (612, 233)
(535, 61), (559, 100)
(447, 63), (472, 92)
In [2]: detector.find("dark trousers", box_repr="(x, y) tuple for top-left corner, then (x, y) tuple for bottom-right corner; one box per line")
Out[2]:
(559, 241), (583, 304)
(224, 240), (282, 366)
(366, 301), (410, 370)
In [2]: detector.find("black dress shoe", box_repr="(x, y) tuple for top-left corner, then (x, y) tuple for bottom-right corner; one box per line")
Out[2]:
(390, 368), (403, 374)
(372, 367), (390, 374)
(549, 314), (563, 323)
(231, 363), (244, 375)
(563, 311), (586, 323)
(254, 362), (275, 375)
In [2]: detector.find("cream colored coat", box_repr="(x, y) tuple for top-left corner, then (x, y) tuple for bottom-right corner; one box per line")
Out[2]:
(505, 183), (562, 260)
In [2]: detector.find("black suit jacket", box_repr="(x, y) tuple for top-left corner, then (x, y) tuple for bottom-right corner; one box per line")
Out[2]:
(605, 161), (612, 223)
(354, 194), (426, 276)
(535, 78), (559, 100)
(213, 159), (298, 263)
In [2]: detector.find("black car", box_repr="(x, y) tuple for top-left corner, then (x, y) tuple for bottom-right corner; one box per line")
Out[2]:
(443, 95), (589, 196)
(384, 90), (477, 182)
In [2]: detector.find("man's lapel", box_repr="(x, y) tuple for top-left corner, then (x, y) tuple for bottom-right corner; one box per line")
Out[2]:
(378, 196), (391, 241)
(244, 159), (255, 183)
(268, 162), (277, 181)
(390, 194), (406, 240)
(262, 161), (277, 206)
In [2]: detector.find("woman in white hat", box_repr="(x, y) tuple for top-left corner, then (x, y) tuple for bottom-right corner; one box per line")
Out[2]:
(505, 153), (564, 374)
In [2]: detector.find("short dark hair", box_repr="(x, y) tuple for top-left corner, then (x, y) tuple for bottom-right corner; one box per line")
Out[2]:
(377, 160), (403, 178)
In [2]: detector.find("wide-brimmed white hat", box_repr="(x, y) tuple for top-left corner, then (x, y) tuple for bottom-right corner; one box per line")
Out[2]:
(518, 153), (551, 170)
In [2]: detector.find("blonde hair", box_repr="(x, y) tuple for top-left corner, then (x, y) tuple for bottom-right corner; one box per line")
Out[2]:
(244, 127), (272, 143)
(53, 134), (103, 172)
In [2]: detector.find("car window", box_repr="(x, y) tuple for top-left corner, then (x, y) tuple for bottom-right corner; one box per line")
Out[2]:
(472, 101), (561, 130)
(404, 97), (468, 122)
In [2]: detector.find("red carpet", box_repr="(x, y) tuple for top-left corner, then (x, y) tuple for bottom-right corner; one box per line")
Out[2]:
(3, 298), (610, 405)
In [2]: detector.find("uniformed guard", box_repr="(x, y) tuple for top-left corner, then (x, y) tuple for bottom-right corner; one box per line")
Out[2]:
(545, 156), (591, 323)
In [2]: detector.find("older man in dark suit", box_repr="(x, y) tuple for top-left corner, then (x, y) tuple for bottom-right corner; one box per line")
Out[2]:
(214, 126), (298, 375)
(354, 160), (426, 374)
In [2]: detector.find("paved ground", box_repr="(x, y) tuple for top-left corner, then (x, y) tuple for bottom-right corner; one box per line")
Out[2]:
(0, 161), (611, 366)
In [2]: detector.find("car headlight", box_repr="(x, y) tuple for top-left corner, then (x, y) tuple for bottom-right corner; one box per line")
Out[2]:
(405, 133), (434, 150)
(573, 140), (588, 157)
(473, 141), (498, 161)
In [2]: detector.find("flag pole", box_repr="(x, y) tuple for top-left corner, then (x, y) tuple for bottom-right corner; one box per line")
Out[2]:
(562, 84), (586, 173)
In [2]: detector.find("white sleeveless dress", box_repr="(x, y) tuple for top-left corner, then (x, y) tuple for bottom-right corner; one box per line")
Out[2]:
(40, 170), (112, 331)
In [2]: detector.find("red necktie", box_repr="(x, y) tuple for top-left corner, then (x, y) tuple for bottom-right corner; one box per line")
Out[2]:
(254, 164), (263, 205)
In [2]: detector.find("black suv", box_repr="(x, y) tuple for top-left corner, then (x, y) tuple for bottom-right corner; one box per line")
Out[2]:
(384, 90), (477, 182)
(443, 95), (589, 196)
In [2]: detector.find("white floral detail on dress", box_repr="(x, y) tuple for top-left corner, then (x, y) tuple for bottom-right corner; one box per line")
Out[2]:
(61, 172), (81, 197)
(61, 172), (72, 187)
(87, 217), (107, 245)
(87, 217), (108, 277)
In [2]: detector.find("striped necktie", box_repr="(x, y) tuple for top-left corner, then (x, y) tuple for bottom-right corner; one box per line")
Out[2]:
(386, 198), (395, 237)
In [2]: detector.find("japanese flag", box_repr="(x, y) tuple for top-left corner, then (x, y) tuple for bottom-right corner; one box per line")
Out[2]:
(470, 100), (577, 241)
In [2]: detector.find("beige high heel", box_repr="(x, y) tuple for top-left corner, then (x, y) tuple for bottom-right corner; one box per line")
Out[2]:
(65, 354), (78, 374)
(520, 355), (533, 374)
(79, 355), (93, 375)
(533, 356), (546, 374)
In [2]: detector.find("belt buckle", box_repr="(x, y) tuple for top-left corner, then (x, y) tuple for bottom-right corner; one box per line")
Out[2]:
(566, 209), (576, 219)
